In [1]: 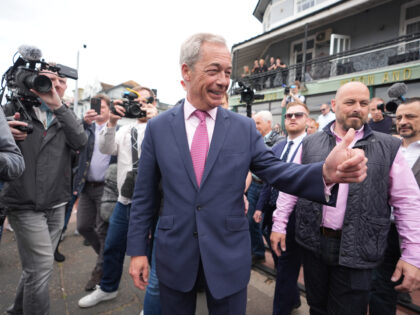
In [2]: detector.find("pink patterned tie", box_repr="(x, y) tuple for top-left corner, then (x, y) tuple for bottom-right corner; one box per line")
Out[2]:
(190, 110), (209, 187)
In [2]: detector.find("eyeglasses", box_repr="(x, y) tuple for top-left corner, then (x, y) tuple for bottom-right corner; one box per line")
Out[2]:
(290, 85), (297, 89)
(285, 112), (306, 119)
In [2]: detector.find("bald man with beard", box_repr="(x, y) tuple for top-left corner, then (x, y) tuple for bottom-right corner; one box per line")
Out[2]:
(271, 82), (420, 315)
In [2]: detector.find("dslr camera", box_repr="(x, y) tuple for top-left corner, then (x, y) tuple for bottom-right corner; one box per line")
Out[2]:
(1, 45), (77, 134)
(111, 91), (153, 119)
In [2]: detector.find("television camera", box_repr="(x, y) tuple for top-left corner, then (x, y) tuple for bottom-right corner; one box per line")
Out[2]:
(0, 45), (78, 134)
(234, 81), (264, 117)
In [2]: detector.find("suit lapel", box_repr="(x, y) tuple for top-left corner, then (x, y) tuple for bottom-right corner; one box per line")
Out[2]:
(200, 107), (229, 188)
(170, 100), (199, 190)
(412, 155), (420, 186)
(275, 140), (287, 158)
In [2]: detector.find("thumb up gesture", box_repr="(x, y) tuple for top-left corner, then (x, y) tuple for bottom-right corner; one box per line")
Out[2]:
(322, 128), (367, 184)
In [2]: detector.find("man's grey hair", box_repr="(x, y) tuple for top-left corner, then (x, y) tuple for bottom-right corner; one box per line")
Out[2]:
(180, 33), (227, 69)
(254, 110), (273, 125)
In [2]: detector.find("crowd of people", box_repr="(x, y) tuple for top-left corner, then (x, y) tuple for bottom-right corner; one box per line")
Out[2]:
(241, 56), (289, 90)
(0, 32), (419, 315)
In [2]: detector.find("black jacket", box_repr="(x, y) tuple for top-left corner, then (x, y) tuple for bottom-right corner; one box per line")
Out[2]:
(1, 103), (87, 211)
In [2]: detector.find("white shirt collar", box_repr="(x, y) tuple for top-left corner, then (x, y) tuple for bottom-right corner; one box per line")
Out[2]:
(287, 132), (306, 144)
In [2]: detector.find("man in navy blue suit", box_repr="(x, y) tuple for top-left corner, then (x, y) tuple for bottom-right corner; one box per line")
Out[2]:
(255, 101), (309, 314)
(126, 33), (368, 315)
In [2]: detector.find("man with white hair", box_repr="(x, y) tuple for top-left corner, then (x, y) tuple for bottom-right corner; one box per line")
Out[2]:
(248, 110), (284, 264)
(253, 110), (284, 147)
(127, 33), (368, 315)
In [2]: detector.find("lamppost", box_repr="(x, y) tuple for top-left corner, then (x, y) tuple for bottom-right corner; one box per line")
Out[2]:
(74, 44), (87, 108)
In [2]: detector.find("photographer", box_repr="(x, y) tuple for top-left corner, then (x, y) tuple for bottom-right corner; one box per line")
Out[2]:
(280, 80), (305, 108)
(72, 94), (116, 291)
(78, 85), (158, 308)
(1, 69), (87, 314)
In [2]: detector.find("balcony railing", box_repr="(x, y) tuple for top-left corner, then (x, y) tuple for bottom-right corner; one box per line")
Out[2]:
(231, 32), (420, 95)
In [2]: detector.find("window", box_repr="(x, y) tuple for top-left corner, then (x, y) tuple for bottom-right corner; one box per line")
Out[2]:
(400, 0), (420, 35)
(330, 34), (351, 55)
(296, 0), (315, 13)
(399, 0), (420, 52)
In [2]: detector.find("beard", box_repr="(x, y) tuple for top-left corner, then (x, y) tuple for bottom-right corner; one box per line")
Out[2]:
(337, 113), (367, 131)
(399, 125), (416, 138)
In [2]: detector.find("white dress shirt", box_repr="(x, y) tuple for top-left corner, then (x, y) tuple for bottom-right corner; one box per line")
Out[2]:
(99, 121), (147, 205)
(280, 133), (306, 162)
(317, 111), (336, 130)
(401, 140), (420, 168)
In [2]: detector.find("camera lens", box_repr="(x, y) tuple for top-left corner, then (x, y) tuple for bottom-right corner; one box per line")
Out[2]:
(128, 104), (142, 117)
(25, 74), (52, 93)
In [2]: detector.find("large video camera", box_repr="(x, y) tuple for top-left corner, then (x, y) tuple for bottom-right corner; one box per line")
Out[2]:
(0, 45), (77, 134)
(111, 90), (153, 119)
(234, 81), (264, 118)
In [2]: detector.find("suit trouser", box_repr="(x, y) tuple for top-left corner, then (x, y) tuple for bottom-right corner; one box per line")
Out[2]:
(246, 181), (265, 257)
(301, 235), (372, 315)
(7, 207), (64, 315)
(143, 222), (162, 315)
(159, 259), (247, 315)
(77, 182), (108, 272)
(273, 211), (301, 315)
(369, 223), (400, 315)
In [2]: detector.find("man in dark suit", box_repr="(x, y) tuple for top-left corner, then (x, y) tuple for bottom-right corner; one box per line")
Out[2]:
(126, 33), (367, 315)
(254, 101), (309, 315)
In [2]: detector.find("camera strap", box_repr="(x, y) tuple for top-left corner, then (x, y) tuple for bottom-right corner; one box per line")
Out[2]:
(130, 127), (139, 171)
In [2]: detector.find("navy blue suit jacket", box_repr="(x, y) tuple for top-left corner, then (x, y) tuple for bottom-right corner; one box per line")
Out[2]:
(256, 139), (302, 211)
(127, 100), (326, 299)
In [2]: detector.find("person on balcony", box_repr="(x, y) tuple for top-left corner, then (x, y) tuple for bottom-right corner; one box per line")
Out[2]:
(241, 65), (251, 78)
(274, 58), (288, 87)
(251, 59), (260, 74)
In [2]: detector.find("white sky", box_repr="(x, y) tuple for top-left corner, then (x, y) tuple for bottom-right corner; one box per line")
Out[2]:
(0, 0), (262, 105)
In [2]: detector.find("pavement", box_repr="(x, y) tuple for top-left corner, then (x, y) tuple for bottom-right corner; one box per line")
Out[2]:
(0, 213), (310, 315)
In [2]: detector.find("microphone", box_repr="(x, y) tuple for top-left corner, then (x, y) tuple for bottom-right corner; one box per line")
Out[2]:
(386, 82), (408, 113)
(18, 45), (42, 61)
(387, 82), (408, 99)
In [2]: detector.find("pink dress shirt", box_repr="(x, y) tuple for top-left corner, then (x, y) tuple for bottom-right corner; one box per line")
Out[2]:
(183, 98), (217, 149)
(272, 124), (420, 268)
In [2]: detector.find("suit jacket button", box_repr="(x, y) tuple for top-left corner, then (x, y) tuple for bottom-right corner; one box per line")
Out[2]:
(193, 231), (198, 238)
(196, 205), (201, 211)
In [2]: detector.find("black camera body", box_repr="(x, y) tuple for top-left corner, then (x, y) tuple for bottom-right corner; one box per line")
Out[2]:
(111, 91), (153, 119)
(283, 85), (290, 96)
(1, 45), (78, 135)
(234, 81), (264, 105)
(4, 57), (77, 108)
(233, 81), (264, 118)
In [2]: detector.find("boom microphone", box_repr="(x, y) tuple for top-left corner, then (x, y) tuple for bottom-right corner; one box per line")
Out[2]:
(18, 45), (42, 61)
(387, 82), (408, 99)
(385, 82), (408, 113)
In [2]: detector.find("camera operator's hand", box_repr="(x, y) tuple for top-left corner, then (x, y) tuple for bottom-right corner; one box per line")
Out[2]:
(84, 109), (98, 125)
(108, 100), (125, 128)
(30, 85), (62, 111)
(141, 103), (158, 120)
(8, 113), (28, 141)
